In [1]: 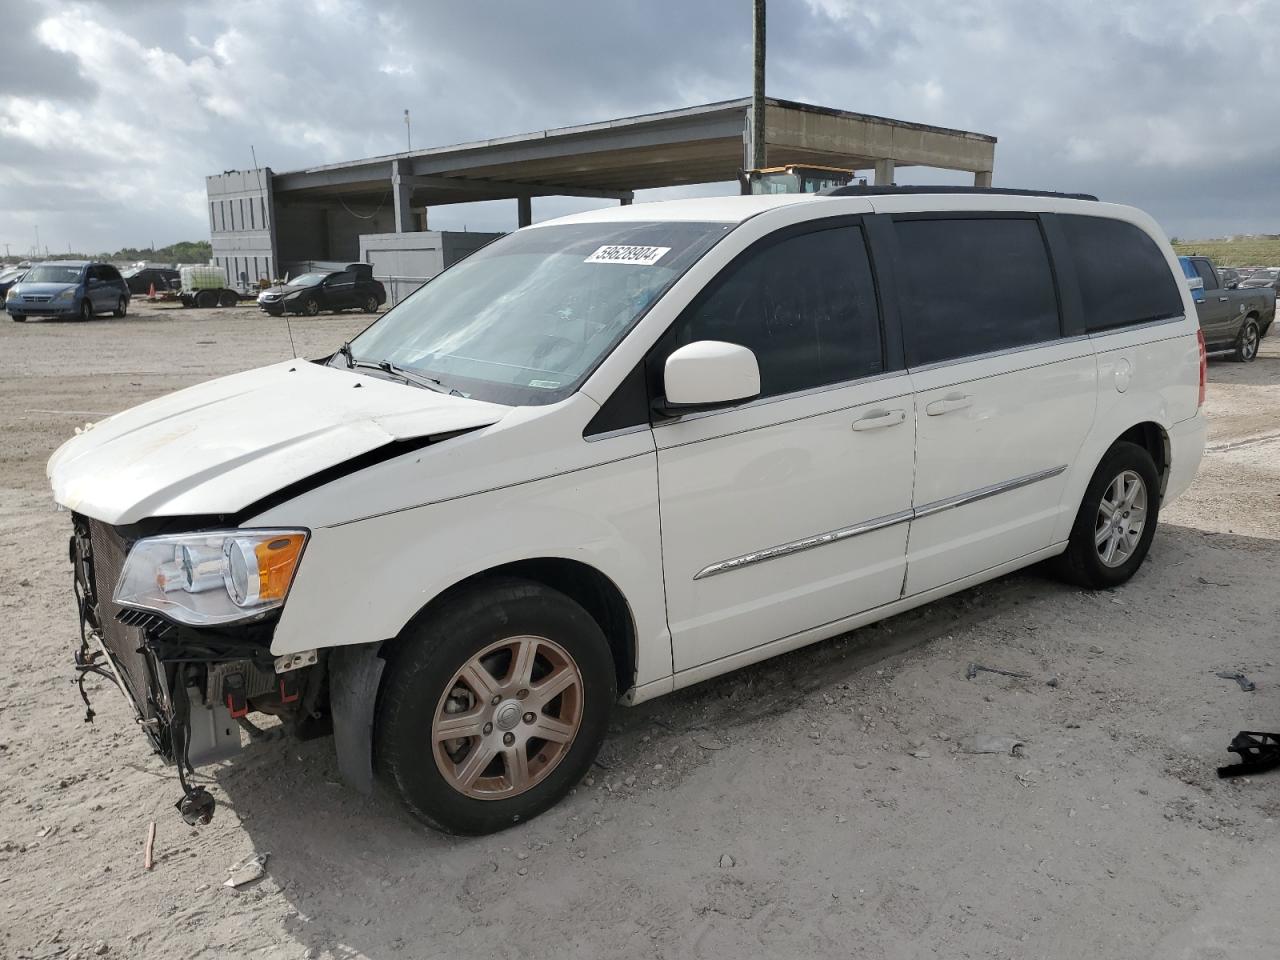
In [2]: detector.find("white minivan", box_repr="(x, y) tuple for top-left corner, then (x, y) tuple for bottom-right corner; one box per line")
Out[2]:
(49, 188), (1207, 834)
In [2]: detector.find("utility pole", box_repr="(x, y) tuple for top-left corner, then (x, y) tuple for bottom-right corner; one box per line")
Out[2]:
(404, 109), (412, 151)
(751, 0), (767, 172)
(33, 225), (40, 257)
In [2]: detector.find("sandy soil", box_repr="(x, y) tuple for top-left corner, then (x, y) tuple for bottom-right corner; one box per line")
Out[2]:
(2, 302), (1279, 960)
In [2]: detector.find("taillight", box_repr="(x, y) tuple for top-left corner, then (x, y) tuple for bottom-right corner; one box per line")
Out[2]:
(1196, 328), (1207, 408)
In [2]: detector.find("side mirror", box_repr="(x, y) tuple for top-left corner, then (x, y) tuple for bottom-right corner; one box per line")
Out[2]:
(659, 341), (760, 415)
(1226, 280), (1239, 290)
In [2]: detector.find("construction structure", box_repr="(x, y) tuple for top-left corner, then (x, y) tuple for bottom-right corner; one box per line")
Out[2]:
(206, 97), (996, 297)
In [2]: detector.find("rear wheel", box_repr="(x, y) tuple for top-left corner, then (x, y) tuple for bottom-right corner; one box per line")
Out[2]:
(1055, 441), (1160, 589)
(361, 294), (378, 313)
(376, 578), (615, 835)
(194, 290), (217, 309)
(1233, 319), (1260, 362)
(112, 296), (127, 318)
(217, 289), (238, 308)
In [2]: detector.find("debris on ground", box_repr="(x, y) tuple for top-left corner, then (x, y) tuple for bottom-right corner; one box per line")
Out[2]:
(719, 853), (735, 868)
(1215, 671), (1257, 692)
(1217, 731), (1280, 778)
(143, 821), (156, 871)
(224, 853), (269, 888)
(960, 735), (1026, 756)
(965, 663), (1031, 681)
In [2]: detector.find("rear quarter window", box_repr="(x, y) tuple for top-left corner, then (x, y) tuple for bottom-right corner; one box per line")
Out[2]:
(1060, 215), (1184, 332)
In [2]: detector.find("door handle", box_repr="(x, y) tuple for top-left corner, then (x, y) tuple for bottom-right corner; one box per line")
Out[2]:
(925, 393), (973, 416)
(1218, 296), (1230, 302)
(852, 408), (907, 431)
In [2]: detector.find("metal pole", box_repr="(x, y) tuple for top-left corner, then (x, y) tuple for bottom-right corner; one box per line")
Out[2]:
(751, 0), (767, 171)
(404, 109), (411, 151)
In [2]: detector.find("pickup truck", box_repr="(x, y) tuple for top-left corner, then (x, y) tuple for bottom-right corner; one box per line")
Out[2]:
(1179, 255), (1276, 361)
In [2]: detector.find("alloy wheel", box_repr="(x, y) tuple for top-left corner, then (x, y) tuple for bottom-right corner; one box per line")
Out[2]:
(431, 635), (584, 800)
(1094, 469), (1147, 568)
(1243, 325), (1259, 360)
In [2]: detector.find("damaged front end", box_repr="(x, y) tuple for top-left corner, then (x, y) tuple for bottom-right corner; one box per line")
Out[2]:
(70, 514), (328, 824)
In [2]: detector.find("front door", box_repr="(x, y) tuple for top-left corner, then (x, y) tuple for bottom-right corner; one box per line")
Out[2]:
(654, 221), (916, 672)
(892, 215), (1098, 595)
(1189, 259), (1234, 348)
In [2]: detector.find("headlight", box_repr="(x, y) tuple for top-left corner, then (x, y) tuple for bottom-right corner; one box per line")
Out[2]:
(57, 288), (76, 301)
(4, 288), (15, 301)
(114, 529), (308, 626)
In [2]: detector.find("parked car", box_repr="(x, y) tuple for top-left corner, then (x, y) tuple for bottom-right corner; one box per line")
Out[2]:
(1217, 266), (1241, 288)
(1240, 266), (1280, 295)
(49, 190), (1206, 835)
(122, 266), (180, 296)
(1179, 256), (1275, 361)
(257, 263), (386, 316)
(0, 265), (28, 299)
(6, 261), (130, 322)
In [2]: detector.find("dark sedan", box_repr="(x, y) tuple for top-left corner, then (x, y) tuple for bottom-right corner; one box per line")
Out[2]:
(122, 266), (180, 296)
(257, 264), (386, 317)
(0, 266), (28, 299)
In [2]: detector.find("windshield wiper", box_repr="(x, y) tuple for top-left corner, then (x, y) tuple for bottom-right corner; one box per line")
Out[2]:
(376, 360), (455, 394)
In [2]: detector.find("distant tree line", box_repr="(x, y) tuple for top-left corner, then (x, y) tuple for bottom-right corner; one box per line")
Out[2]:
(2, 240), (212, 266)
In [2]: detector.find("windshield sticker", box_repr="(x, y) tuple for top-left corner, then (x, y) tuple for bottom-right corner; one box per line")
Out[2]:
(584, 245), (671, 266)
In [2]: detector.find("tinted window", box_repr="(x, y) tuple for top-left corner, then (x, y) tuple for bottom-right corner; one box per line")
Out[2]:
(1191, 259), (1218, 290)
(100, 266), (121, 282)
(896, 218), (1059, 366)
(1060, 215), (1184, 331)
(664, 225), (882, 398)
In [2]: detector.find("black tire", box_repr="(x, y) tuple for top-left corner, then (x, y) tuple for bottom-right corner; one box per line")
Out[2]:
(1054, 441), (1161, 589)
(1233, 319), (1260, 362)
(78, 298), (94, 321)
(194, 290), (217, 309)
(361, 294), (378, 314)
(217, 289), (238, 308)
(10, 314), (25, 322)
(301, 297), (320, 317)
(112, 297), (127, 318)
(376, 577), (615, 835)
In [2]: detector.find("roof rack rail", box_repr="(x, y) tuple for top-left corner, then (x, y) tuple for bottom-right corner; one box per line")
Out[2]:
(818, 185), (1099, 201)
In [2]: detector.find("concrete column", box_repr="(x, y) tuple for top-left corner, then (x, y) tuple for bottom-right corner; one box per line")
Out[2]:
(391, 160), (413, 234)
(873, 158), (895, 186)
(619, 197), (632, 206)
(974, 170), (992, 188)
(517, 196), (532, 228)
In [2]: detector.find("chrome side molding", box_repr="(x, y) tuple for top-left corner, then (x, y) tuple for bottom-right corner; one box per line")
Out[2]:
(692, 464), (1068, 580)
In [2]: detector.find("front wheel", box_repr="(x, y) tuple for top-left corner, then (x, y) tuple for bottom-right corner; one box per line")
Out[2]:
(1233, 319), (1260, 362)
(78, 298), (94, 321)
(301, 297), (320, 317)
(1055, 441), (1160, 589)
(194, 290), (217, 309)
(376, 578), (615, 835)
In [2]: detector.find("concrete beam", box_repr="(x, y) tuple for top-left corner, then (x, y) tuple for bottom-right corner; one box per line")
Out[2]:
(400, 173), (633, 201)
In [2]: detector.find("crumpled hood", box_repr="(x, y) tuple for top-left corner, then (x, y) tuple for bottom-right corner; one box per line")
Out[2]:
(48, 360), (510, 525)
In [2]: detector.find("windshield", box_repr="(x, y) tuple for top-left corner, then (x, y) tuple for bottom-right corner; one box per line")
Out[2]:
(289, 273), (329, 287)
(346, 220), (731, 405)
(24, 265), (84, 284)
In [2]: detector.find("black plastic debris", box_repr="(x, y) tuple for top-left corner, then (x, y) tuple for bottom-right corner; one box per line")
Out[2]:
(1215, 671), (1257, 693)
(1218, 731), (1280, 778)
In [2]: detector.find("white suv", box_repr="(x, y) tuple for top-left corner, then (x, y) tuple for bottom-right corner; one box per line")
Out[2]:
(49, 188), (1207, 834)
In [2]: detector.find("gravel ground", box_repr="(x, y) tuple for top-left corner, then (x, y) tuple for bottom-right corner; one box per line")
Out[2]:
(2, 301), (1279, 960)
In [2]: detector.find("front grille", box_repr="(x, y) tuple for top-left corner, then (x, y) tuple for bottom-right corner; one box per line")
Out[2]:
(24, 295), (51, 303)
(86, 519), (158, 722)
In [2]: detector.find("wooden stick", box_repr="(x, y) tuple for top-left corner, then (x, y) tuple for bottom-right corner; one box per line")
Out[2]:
(144, 820), (156, 871)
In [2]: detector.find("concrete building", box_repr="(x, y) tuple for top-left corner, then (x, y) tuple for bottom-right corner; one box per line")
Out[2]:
(206, 97), (996, 295)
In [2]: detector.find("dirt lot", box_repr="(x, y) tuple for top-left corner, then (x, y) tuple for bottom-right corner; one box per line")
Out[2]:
(2, 301), (1279, 960)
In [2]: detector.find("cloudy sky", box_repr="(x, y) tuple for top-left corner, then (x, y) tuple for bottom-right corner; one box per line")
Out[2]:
(0, 0), (1276, 255)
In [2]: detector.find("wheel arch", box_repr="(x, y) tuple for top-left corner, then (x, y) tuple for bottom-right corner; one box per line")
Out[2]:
(1114, 420), (1170, 496)
(389, 557), (638, 698)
